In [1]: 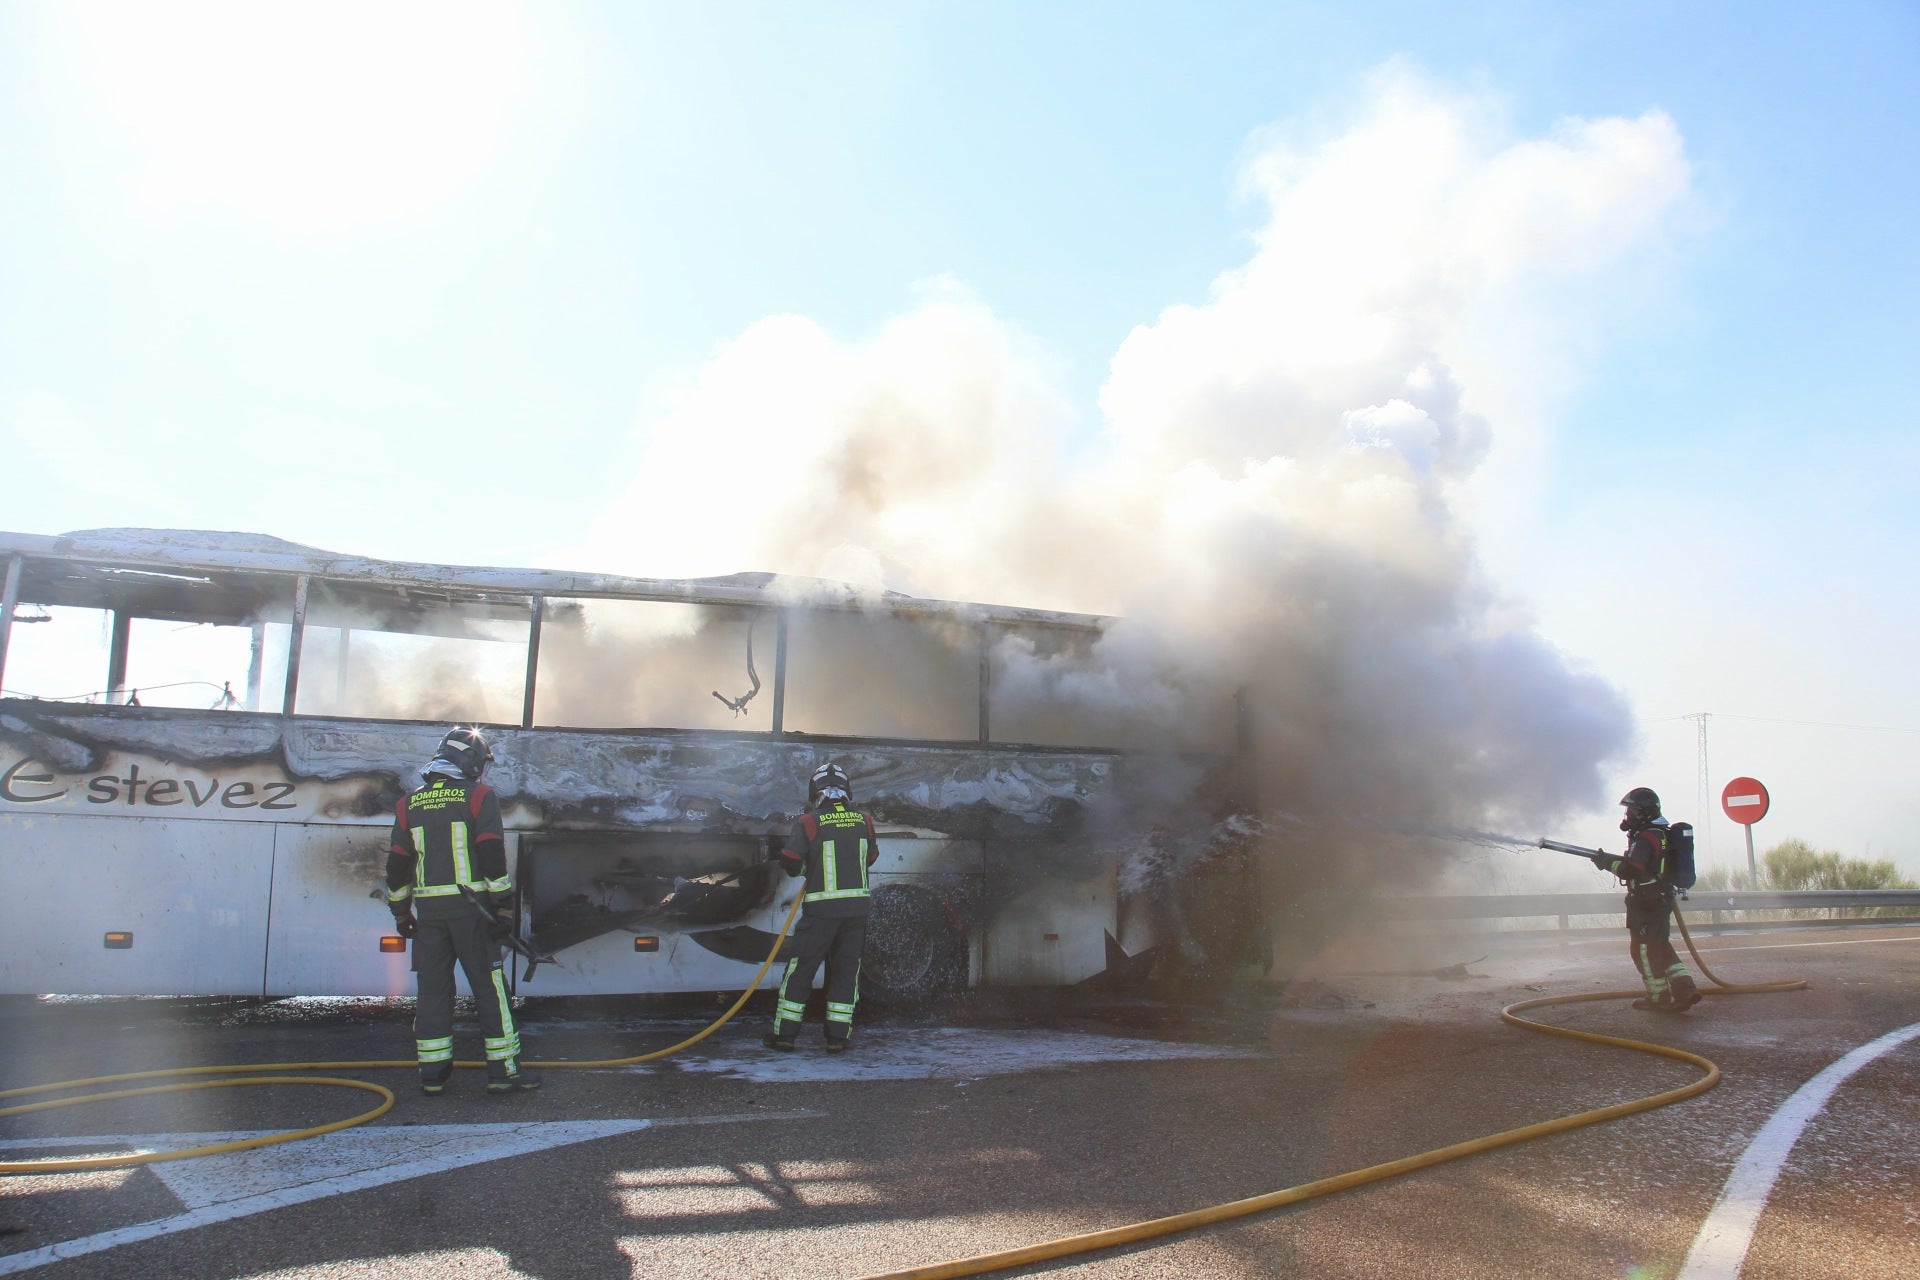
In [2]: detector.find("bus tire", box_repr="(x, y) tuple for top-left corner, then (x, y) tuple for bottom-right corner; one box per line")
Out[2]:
(862, 884), (967, 1010)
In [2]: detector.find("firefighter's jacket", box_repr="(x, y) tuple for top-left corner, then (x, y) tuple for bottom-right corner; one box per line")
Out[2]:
(387, 773), (509, 918)
(774, 801), (880, 917)
(1599, 820), (1675, 895)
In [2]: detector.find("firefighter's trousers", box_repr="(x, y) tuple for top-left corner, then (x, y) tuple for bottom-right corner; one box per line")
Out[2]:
(1625, 888), (1696, 1002)
(412, 908), (522, 1077)
(773, 911), (867, 1044)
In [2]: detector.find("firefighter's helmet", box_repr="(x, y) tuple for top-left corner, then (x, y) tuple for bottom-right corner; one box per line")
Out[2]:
(809, 761), (852, 806)
(1618, 785), (1661, 829)
(437, 727), (494, 781)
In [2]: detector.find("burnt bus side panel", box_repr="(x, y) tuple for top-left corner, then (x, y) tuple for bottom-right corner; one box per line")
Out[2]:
(262, 822), (418, 997)
(979, 859), (1116, 988)
(0, 812), (277, 996)
(0, 703), (1149, 996)
(0, 704), (1123, 837)
(522, 831), (777, 954)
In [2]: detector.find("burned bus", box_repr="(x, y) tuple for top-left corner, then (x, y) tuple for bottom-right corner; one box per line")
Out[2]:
(0, 528), (1255, 1001)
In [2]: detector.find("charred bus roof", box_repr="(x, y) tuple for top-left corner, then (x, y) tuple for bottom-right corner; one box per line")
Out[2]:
(0, 527), (1142, 742)
(0, 527), (1108, 636)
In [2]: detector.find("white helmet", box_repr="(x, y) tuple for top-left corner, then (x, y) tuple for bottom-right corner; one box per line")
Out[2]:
(808, 761), (852, 805)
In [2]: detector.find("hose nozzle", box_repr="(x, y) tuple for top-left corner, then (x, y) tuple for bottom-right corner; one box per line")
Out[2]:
(1539, 837), (1607, 859)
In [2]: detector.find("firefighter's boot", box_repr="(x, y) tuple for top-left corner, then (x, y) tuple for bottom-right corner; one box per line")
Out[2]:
(486, 1060), (543, 1095)
(1631, 962), (1669, 1012)
(420, 1064), (453, 1096)
(1668, 969), (1702, 1011)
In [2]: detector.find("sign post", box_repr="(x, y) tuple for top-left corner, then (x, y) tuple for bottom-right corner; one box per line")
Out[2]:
(1720, 776), (1771, 884)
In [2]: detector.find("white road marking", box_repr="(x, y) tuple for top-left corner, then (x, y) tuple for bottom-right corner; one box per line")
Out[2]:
(0, 1111), (818, 1275)
(665, 1026), (1259, 1083)
(1675, 1019), (1920, 1280)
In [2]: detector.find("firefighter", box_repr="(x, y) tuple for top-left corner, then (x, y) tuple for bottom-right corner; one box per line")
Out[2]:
(386, 727), (541, 1094)
(765, 762), (880, 1052)
(1590, 786), (1701, 1012)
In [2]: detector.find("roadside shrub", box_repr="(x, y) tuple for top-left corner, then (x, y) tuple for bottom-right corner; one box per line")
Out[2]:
(1696, 839), (1915, 919)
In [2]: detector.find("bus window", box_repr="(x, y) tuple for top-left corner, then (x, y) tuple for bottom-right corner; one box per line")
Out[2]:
(295, 582), (529, 722)
(0, 605), (114, 702)
(122, 619), (275, 710)
(295, 624), (523, 723)
(531, 599), (773, 732)
(0, 607), (287, 711)
(781, 610), (976, 741)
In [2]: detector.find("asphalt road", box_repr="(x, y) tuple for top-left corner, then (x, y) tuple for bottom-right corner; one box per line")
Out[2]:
(3, 923), (1917, 1280)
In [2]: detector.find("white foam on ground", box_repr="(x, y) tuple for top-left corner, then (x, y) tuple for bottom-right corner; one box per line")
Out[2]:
(661, 1025), (1260, 1083)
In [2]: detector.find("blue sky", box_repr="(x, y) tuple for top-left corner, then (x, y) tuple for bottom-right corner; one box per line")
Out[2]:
(2, 2), (1916, 874)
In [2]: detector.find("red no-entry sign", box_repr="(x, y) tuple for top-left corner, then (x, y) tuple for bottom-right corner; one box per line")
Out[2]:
(1721, 776), (1770, 826)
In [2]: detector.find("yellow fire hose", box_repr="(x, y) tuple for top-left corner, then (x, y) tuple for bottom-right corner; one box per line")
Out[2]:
(0, 891), (805, 1175)
(855, 906), (1809, 1280)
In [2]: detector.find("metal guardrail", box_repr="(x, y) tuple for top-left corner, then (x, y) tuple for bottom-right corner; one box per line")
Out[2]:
(1673, 889), (1920, 913)
(1383, 889), (1920, 930)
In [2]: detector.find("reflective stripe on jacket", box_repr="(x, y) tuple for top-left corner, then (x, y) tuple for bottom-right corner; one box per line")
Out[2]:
(386, 775), (509, 906)
(776, 803), (880, 909)
(1620, 822), (1674, 887)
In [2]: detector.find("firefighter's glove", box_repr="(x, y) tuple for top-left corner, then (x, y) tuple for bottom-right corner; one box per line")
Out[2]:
(1589, 853), (1616, 874)
(476, 892), (513, 938)
(392, 911), (417, 939)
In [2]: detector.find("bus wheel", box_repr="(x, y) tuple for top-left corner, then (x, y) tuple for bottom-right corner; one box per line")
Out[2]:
(862, 884), (967, 1009)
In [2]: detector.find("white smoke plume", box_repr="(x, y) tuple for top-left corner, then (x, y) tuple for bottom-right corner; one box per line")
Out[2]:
(577, 71), (1689, 903)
